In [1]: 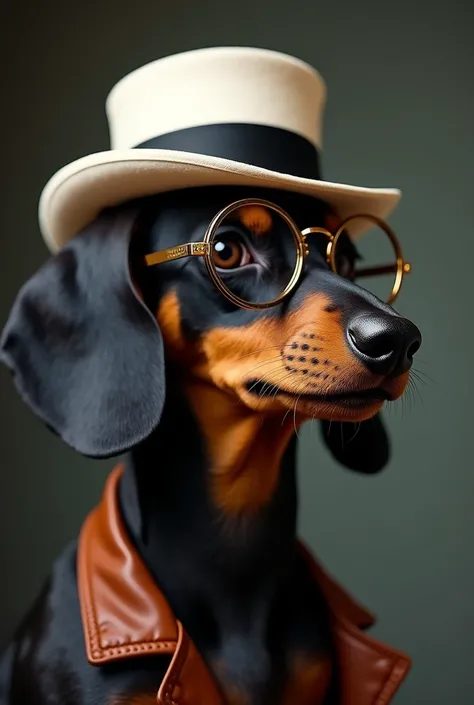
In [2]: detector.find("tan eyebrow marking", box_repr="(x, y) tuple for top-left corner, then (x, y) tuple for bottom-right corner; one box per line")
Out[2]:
(237, 205), (273, 236)
(325, 211), (342, 232)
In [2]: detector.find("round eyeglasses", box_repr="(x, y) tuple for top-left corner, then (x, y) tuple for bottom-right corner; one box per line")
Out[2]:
(144, 198), (411, 310)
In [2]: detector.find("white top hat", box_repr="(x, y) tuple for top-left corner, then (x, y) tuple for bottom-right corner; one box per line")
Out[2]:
(38, 46), (401, 252)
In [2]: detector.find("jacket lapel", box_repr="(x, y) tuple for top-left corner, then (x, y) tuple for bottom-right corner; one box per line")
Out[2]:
(301, 544), (411, 705)
(333, 619), (410, 705)
(158, 621), (224, 705)
(77, 466), (410, 705)
(78, 465), (223, 704)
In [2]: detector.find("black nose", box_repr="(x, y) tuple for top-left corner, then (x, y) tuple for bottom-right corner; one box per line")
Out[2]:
(347, 314), (421, 376)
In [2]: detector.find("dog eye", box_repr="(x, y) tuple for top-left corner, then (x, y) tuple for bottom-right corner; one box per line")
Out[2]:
(212, 233), (253, 270)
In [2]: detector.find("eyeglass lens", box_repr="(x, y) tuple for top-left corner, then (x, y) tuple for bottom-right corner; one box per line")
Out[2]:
(209, 202), (403, 306)
(209, 203), (299, 306)
(333, 216), (401, 303)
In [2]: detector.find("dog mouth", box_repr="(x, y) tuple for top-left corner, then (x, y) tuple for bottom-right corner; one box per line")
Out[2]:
(245, 380), (392, 408)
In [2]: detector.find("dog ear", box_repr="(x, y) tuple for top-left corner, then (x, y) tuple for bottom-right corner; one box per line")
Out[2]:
(319, 413), (390, 474)
(0, 206), (165, 458)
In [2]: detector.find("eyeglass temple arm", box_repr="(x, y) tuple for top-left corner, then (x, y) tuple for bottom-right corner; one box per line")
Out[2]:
(145, 242), (210, 267)
(354, 261), (412, 279)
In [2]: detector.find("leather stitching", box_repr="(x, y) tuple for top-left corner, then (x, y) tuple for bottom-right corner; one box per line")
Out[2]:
(79, 511), (177, 664)
(161, 624), (189, 704)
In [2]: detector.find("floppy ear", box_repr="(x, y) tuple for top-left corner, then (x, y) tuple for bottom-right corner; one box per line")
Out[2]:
(0, 206), (165, 458)
(319, 414), (390, 474)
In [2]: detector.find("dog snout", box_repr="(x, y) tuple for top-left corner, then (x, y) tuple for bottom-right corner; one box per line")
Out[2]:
(347, 313), (421, 377)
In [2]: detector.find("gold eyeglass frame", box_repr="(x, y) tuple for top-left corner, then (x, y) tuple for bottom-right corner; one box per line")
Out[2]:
(144, 198), (411, 310)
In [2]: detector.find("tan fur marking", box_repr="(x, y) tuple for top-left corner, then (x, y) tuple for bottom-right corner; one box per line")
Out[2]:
(325, 211), (342, 233)
(281, 653), (333, 705)
(156, 289), (189, 361)
(109, 695), (157, 704)
(185, 382), (295, 514)
(157, 291), (410, 515)
(237, 205), (273, 236)
(199, 292), (383, 419)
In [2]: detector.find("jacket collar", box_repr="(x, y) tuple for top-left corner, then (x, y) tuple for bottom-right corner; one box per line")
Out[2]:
(78, 466), (411, 705)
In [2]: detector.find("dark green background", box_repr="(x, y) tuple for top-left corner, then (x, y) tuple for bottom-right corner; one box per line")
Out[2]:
(0, 1), (472, 703)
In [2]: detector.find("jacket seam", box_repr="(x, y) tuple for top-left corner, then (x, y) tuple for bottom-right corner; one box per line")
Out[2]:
(160, 623), (189, 704)
(375, 657), (410, 705)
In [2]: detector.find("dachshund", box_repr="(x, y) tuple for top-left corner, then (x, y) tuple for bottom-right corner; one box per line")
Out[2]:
(0, 185), (421, 705)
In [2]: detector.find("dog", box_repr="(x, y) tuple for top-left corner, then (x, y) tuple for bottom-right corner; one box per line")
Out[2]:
(0, 181), (421, 705)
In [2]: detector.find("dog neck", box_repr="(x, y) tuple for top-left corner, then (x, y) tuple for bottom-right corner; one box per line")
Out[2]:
(183, 378), (298, 514)
(120, 375), (300, 656)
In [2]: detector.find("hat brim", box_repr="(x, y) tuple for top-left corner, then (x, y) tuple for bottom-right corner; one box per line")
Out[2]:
(39, 148), (401, 252)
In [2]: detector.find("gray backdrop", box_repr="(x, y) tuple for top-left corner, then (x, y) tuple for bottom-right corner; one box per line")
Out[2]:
(0, 1), (472, 703)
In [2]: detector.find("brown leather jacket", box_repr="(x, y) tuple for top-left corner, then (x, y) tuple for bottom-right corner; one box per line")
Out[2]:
(77, 467), (411, 704)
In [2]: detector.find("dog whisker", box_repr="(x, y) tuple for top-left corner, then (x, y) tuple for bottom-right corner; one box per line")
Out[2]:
(243, 355), (284, 378)
(409, 376), (425, 410)
(281, 406), (293, 427)
(245, 368), (296, 401)
(348, 422), (361, 444)
(258, 370), (297, 399)
(235, 345), (292, 361)
(259, 370), (293, 397)
(394, 375), (424, 417)
(267, 371), (299, 399)
(245, 365), (284, 393)
(293, 393), (303, 440)
(412, 367), (434, 385)
(263, 377), (288, 401)
(410, 371), (428, 388)
(404, 382), (413, 414)
(412, 355), (429, 366)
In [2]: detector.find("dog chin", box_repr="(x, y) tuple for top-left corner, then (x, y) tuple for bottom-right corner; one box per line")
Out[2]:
(294, 398), (385, 422)
(237, 384), (386, 422)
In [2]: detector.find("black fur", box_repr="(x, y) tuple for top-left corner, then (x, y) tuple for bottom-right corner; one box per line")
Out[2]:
(0, 186), (419, 704)
(0, 207), (165, 457)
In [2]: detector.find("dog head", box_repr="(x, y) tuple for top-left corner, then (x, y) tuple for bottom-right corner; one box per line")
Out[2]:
(0, 186), (421, 471)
